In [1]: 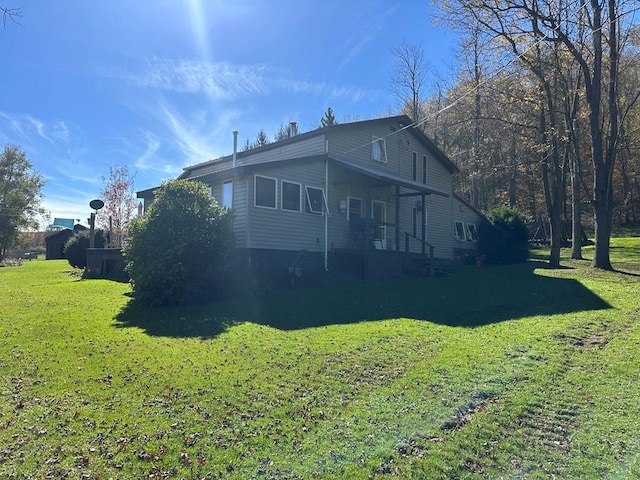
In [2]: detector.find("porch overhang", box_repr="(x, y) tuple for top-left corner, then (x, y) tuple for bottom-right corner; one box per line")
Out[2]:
(329, 157), (450, 197)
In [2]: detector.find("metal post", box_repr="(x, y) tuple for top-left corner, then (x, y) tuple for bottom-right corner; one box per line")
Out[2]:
(89, 212), (96, 249)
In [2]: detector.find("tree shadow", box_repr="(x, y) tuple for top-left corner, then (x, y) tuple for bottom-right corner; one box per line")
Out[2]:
(114, 261), (612, 338)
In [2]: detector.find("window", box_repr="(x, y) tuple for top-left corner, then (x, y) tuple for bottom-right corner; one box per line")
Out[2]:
(281, 180), (301, 212)
(412, 152), (418, 181)
(466, 223), (479, 242)
(347, 196), (362, 220)
(454, 221), (466, 241)
(372, 137), (387, 163)
(222, 181), (233, 209)
(305, 186), (329, 214)
(255, 175), (277, 208)
(422, 155), (427, 184)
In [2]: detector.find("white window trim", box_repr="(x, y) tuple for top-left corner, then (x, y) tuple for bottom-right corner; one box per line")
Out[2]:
(254, 175), (278, 209)
(305, 185), (329, 215)
(454, 220), (466, 241)
(281, 180), (302, 212)
(347, 196), (362, 220)
(222, 180), (233, 210)
(372, 136), (387, 163)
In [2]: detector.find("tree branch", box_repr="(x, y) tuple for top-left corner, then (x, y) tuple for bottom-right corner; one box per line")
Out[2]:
(1, 6), (22, 28)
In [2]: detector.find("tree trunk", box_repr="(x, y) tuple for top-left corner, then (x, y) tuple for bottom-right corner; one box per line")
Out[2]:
(591, 164), (614, 270)
(570, 152), (583, 259)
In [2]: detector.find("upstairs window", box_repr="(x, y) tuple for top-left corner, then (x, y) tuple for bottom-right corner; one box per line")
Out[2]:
(412, 152), (418, 181)
(372, 137), (387, 163)
(305, 186), (329, 215)
(255, 175), (277, 208)
(282, 180), (301, 212)
(422, 155), (427, 184)
(222, 181), (233, 209)
(454, 221), (466, 241)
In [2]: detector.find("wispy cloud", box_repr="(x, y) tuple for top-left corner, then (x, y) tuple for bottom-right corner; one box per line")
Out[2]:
(53, 121), (70, 144)
(130, 129), (161, 171)
(130, 58), (270, 100)
(0, 112), (75, 149)
(119, 57), (380, 104)
(338, 4), (400, 71)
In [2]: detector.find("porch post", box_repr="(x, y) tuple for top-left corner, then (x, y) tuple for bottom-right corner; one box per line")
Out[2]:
(364, 187), (371, 278)
(395, 184), (400, 252)
(421, 193), (426, 255)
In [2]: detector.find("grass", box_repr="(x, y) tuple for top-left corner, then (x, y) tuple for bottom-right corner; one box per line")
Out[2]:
(1, 240), (639, 479)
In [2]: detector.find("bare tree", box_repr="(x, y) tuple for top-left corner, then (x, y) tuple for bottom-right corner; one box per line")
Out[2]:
(1, 6), (21, 28)
(447, 0), (630, 270)
(391, 41), (428, 123)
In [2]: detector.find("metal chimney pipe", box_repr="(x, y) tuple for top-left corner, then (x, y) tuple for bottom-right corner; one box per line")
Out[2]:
(289, 122), (297, 137)
(232, 130), (238, 167)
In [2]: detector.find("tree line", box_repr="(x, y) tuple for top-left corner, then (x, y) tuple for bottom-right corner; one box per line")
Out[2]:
(394, 0), (639, 270)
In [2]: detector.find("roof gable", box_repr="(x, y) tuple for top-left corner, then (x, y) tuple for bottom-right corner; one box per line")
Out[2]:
(179, 115), (459, 178)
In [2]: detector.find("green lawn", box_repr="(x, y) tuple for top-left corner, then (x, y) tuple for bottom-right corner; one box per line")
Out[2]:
(1, 239), (639, 479)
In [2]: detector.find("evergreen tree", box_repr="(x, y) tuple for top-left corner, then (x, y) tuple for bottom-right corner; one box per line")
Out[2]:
(320, 107), (337, 127)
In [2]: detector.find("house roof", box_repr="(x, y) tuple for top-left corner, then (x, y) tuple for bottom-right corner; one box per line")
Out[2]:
(178, 115), (459, 178)
(174, 154), (449, 198)
(52, 218), (75, 229)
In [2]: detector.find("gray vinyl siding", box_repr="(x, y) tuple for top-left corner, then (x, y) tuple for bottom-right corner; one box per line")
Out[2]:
(168, 118), (465, 261)
(247, 160), (328, 252)
(326, 125), (456, 258)
(185, 136), (326, 178)
(239, 136), (325, 166)
(452, 196), (483, 251)
(209, 177), (249, 248)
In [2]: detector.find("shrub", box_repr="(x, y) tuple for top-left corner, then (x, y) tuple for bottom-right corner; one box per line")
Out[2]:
(124, 180), (234, 306)
(478, 206), (529, 264)
(64, 230), (106, 268)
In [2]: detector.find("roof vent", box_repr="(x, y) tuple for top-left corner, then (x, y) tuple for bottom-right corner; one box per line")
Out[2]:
(289, 122), (298, 137)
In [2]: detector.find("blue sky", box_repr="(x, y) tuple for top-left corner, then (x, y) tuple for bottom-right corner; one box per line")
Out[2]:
(0, 1), (459, 226)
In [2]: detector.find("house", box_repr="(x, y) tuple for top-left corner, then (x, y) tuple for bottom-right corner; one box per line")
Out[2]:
(137, 115), (483, 282)
(45, 224), (87, 260)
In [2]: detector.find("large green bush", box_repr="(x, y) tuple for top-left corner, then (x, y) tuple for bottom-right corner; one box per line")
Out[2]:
(124, 180), (234, 306)
(64, 230), (106, 268)
(478, 206), (529, 264)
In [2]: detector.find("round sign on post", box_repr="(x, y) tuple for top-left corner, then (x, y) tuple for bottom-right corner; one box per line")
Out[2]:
(90, 199), (104, 210)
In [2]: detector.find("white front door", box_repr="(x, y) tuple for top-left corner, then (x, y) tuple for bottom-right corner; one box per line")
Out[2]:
(371, 200), (386, 249)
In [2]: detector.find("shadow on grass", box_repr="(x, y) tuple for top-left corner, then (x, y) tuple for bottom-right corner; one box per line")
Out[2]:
(114, 261), (612, 338)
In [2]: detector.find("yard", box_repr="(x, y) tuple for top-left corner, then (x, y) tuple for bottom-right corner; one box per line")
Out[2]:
(1, 239), (639, 479)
